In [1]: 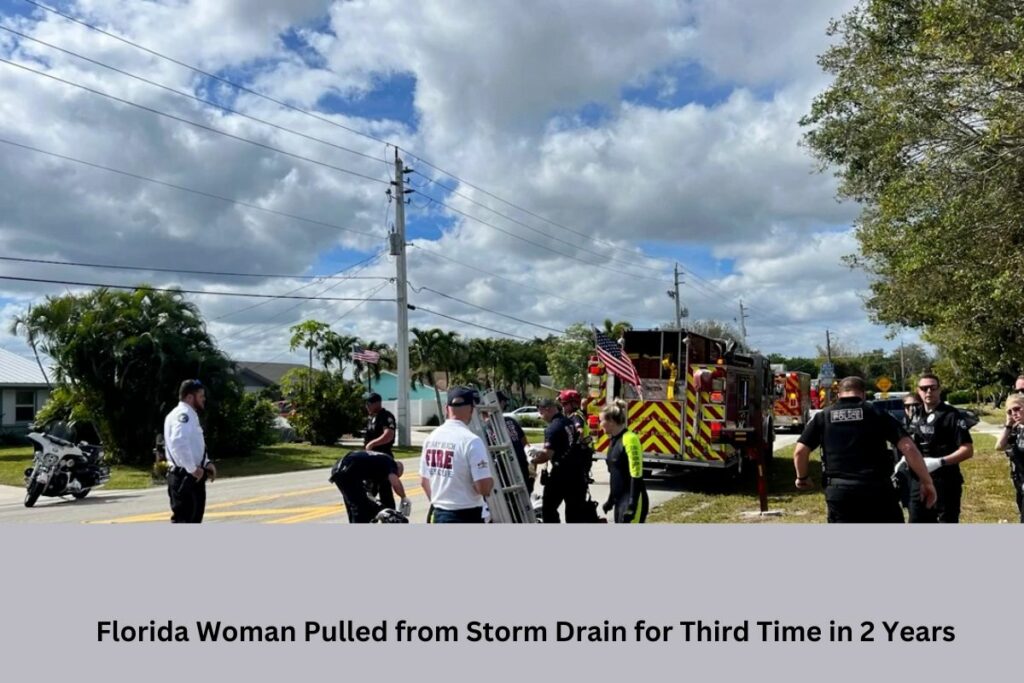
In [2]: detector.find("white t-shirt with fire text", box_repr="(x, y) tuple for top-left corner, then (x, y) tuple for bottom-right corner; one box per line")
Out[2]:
(420, 419), (492, 510)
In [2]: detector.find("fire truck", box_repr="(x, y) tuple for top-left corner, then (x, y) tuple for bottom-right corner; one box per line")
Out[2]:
(772, 370), (811, 431)
(586, 329), (775, 477)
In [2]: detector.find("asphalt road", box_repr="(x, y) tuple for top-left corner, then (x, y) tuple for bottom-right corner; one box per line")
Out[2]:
(0, 433), (802, 524)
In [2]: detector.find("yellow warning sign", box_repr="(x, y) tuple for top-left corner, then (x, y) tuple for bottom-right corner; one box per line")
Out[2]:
(876, 376), (892, 392)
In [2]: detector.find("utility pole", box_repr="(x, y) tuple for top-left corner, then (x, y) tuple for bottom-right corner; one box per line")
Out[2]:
(391, 150), (412, 447)
(737, 299), (749, 347)
(825, 329), (833, 364)
(669, 262), (683, 331)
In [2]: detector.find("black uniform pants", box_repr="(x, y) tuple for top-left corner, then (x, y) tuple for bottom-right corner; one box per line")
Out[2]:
(1010, 457), (1024, 523)
(613, 487), (649, 524)
(167, 470), (206, 524)
(335, 475), (384, 524)
(908, 474), (962, 523)
(824, 482), (903, 523)
(542, 466), (589, 523)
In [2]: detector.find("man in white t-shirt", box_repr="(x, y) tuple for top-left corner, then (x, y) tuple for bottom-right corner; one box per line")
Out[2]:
(420, 387), (494, 523)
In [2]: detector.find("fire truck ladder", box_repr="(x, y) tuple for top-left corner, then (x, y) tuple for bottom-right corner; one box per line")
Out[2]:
(466, 390), (537, 523)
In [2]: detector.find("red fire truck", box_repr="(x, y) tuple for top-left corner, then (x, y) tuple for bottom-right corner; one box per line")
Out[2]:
(772, 370), (811, 432)
(586, 329), (775, 479)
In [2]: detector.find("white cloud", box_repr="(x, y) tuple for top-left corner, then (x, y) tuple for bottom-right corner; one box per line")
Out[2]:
(0, 0), (899, 363)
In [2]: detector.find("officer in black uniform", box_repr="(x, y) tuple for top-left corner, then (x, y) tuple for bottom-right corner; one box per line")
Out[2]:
(328, 450), (410, 523)
(532, 398), (589, 523)
(996, 395), (1024, 522)
(793, 376), (937, 523)
(906, 373), (973, 523)
(363, 393), (396, 457)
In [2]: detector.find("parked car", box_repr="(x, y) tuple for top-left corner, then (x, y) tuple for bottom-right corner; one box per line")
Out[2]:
(503, 405), (540, 421)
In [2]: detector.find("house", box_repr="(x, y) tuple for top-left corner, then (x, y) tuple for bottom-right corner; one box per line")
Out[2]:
(234, 361), (309, 394)
(367, 371), (447, 426)
(0, 348), (52, 434)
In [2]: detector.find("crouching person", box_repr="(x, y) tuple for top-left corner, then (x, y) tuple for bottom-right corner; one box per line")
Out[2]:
(329, 450), (411, 523)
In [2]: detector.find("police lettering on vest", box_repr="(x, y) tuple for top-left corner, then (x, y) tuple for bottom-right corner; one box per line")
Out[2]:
(797, 397), (907, 484)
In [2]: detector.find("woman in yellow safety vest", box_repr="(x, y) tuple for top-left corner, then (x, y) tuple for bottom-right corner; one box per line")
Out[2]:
(599, 399), (648, 523)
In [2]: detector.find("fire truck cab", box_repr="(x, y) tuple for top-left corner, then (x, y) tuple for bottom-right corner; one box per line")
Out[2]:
(587, 329), (775, 475)
(772, 370), (811, 432)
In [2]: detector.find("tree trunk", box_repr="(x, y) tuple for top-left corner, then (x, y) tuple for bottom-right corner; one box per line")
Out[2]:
(434, 385), (444, 423)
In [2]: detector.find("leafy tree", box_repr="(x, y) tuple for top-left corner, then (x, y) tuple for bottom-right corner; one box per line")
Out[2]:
(546, 323), (594, 392)
(279, 368), (364, 445)
(802, 0), (1024, 385)
(11, 287), (274, 463)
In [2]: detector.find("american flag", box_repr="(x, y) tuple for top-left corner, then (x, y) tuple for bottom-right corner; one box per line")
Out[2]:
(593, 328), (642, 393)
(352, 347), (380, 364)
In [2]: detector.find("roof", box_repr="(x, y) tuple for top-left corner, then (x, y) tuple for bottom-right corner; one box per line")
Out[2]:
(234, 361), (309, 386)
(0, 348), (50, 387)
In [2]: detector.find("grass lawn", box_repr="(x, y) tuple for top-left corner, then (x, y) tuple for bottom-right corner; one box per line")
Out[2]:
(648, 433), (1020, 523)
(0, 442), (421, 490)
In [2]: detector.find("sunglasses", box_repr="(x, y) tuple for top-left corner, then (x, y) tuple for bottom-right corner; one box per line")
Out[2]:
(917, 385), (939, 392)
(1009, 407), (1024, 413)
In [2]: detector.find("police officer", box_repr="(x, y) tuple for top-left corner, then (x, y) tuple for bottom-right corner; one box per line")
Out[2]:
(793, 376), (936, 523)
(498, 391), (533, 493)
(996, 394), (1024, 522)
(559, 389), (594, 466)
(329, 450), (410, 523)
(906, 373), (973, 523)
(163, 379), (216, 524)
(1014, 375), (1024, 394)
(363, 393), (396, 457)
(532, 397), (589, 523)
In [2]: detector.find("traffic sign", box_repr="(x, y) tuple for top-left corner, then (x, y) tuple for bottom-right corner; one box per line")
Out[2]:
(876, 376), (892, 392)
(820, 362), (834, 378)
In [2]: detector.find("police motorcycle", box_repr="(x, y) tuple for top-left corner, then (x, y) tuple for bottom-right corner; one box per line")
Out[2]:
(23, 420), (110, 508)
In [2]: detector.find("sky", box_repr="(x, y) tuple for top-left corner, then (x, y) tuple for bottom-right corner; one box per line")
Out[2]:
(0, 0), (910, 366)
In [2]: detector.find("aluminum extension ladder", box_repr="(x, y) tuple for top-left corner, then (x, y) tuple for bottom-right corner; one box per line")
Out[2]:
(466, 390), (537, 523)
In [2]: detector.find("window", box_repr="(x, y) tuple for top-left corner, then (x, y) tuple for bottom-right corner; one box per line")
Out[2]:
(15, 391), (35, 423)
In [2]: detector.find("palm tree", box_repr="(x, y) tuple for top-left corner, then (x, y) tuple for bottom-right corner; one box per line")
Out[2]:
(320, 331), (358, 375)
(602, 319), (633, 342)
(410, 328), (457, 417)
(289, 320), (330, 374)
(468, 337), (501, 388)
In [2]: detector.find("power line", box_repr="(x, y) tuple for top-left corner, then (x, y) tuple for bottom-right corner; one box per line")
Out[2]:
(20, 0), (393, 146)
(239, 280), (393, 372)
(0, 137), (385, 239)
(415, 191), (672, 284)
(213, 252), (385, 322)
(0, 274), (396, 301)
(0, 57), (391, 187)
(412, 171), (673, 280)
(0, 25), (388, 167)
(411, 284), (565, 334)
(217, 255), (389, 343)
(0, 255), (390, 282)
(408, 303), (534, 341)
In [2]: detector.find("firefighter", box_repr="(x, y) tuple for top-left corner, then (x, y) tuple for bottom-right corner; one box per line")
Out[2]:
(906, 373), (973, 523)
(329, 450), (410, 523)
(995, 394), (1024, 522)
(793, 376), (936, 523)
(599, 399), (648, 523)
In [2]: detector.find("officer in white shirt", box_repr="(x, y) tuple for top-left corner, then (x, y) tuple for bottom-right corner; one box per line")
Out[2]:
(164, 379), (216, 523)
(420, 387), (494, 523)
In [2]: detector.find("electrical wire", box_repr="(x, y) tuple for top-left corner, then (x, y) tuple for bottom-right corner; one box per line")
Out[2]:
(0, 57), (391, 187)
(0, 274), (395, 301)
(411, 283), (564, 334)
(408, 304), (534, 341)
(0, 255), (389, 281)
(0, 25), (388, 166)
(0, 137), (385, 239)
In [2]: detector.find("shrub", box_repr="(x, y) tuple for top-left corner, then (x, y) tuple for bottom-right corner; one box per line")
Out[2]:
(280, 369), (364, 445)
(944, 389), (973, 405)
(425, 414), (441, 427)
(517, 416), (546, 428)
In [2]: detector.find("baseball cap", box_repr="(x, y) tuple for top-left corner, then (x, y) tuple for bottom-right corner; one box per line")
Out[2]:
(447, 387), (479, 408)
(365, 392), (382, 403)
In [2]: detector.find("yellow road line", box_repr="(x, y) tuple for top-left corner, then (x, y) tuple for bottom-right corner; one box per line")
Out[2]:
(269, 486), (425, 525)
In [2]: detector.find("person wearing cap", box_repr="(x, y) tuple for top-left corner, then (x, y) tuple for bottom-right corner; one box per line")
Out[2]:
(420, 387), (494, 523)
(532, 397), (589, 523)
(498, 391), (533, 493)
(329, 450), (410, 523)
(559, 389), (595, 480)
(363, 392), (396, 457)
(163, 379), (216, 523)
